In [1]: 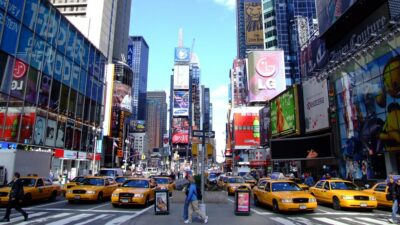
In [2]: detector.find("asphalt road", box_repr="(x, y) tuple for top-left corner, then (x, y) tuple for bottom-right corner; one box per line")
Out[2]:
(0, 191), (395, 225)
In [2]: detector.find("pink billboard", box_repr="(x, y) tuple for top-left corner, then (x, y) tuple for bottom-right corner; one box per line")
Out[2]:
(247, 51), (286, 102)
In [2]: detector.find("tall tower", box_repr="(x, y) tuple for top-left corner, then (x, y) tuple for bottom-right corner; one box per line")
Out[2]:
(261, 0), (317, 84)
(128, 36), (149, 121)
(146, 91), (167, 154)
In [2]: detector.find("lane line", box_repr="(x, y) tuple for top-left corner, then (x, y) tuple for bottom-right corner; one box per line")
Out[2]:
(270, 217), (297, 225)
(356, 217), (392, 225)
(104, 205), (153, 225)
(88, 202), (110, 210)
(27, 208), (139, 213)
(315, 208), (331, 213)
(25, 200), (67, 209)
(45, 213), (94, 225)
(13, 212), (72, 225)
(341, 217), (371, 225)
(69, 214), (109, 225)
(314, 217), (350, 225)
(4, 212), (48, 224)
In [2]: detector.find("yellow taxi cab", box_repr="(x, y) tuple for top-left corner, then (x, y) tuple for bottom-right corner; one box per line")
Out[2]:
(65, 176), (118, 203)
(288, 178), (309, 191)
(242, 175), (257, 188)
(309, 179), (377, 210)
(362, 182), (391, 208)
(225, 176), (251, 195)
(115, 176), (133, 187)
(61, 176), (86, 196)
(153, 177), (174, 196)
(111, 178), (157, 207)
(252, 178), (317, 212)
(0, 175), (61, 205)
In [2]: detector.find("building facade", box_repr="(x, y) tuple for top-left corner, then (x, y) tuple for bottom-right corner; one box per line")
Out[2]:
(261, 0), (317, 84)
(146, 91), (167, 155)
(0, 0), (106, 178)
(128, 36), (149, 121)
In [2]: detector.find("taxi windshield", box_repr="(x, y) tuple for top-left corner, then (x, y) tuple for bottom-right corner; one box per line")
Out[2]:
(228, 177), (244, 183)
(271, 182), (302, 192)
(115, 177), (127, 183)
(71, 177), (85, 183)
(243, 175), (255, 180)
(154, 178), (169, 184)
(330, 182), (358, 190)
(122, 180), (149, 188)
(8, 178), (36, 187)
(81, 178), (104, 186)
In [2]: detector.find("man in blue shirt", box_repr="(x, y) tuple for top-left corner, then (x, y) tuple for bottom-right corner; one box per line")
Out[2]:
(184, 175), (208, 224)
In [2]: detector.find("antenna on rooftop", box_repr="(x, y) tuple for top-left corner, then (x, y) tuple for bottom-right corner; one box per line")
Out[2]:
(178, 28), (183, 47)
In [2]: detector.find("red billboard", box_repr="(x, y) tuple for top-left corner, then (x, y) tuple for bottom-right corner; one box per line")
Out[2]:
(233, 107), (262, 149)
(247, 51), (286, 102)
(172, 118), (189, 144)
(0, 107), (35, 143)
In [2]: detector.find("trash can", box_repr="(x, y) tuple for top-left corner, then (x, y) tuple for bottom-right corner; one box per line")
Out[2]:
(154, 189), (169, 215)
(234, 188), (250, 216)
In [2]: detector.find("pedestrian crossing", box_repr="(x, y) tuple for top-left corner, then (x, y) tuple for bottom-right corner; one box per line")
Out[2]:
(268, 216), (392, 225)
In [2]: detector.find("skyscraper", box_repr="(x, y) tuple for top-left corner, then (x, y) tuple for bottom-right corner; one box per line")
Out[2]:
(146, 91), (167, 153)
(261, 0), (317, 84)
(128, 36), (149, 121)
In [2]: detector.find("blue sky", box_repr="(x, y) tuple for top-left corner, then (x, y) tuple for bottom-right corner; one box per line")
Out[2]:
(129, 0), (236, 162)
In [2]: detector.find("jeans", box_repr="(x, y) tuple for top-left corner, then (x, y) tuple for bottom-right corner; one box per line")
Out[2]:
(393, 199), (398, 222)
(183, 200), (189, 220)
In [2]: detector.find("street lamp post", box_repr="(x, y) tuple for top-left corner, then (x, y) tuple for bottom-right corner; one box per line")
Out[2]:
(92, 127), (101, 175)
(124, 139), (130, 174)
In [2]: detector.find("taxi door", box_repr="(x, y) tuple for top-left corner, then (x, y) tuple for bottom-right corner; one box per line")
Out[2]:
(311, 181), (325, 202)
(263, 181), (273, 206)
(104, 179), (113, 198)
(320, 181), (331, 203)
(43, 179), (54, 199)
(254, 180), (267, 204)
(372, 183), (388, 205)
(149, 179), (157, 201)
(108, 178), (118, 196)
(35, 179), (46, 200)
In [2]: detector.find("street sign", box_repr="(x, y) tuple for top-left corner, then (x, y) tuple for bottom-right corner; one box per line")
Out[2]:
(192, 130), (215, 138)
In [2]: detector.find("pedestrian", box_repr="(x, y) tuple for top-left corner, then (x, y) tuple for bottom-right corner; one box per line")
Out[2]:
(183, 175), (190, 222)
(387, 175), (398, 224)
(1, 172), (28, 222)
(304, 173), (315, 187)
(185, 175), (208, 224)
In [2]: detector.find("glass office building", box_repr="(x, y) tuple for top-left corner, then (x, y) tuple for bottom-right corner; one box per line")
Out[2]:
(0, 0), (106, 177)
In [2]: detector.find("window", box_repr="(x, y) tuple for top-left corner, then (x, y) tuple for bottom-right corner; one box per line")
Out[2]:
(36, 179), (44, 187)
(315, 181), (324, 189)
(374, 184), (387, 192)
(324, 182), (330, 190)
(49, 80), (60, 113)
(1, 14), (20, 55)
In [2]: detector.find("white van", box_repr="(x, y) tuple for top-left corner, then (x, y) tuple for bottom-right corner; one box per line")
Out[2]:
(98, 168), (124, 178)
(143, 167), (158, 177)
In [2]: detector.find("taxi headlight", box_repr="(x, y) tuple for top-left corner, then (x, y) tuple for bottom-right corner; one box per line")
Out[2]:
(369, 196), (376, 201)
(67, 190), (73, 194)
(112, 193), (119, 197)
(86, 190), (96, 194)
(281, 198), (293, 203)
(341, 195), (354, 200)
(134, 194), (144, 198)
(309, 198), (317, 202)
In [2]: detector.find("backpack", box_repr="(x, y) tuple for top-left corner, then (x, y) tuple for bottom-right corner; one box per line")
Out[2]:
(196, 185), (202, 201)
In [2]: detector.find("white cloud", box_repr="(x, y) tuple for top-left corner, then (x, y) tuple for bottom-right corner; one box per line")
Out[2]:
(211, 85), (228, 98)
(213, 0), (236, 11)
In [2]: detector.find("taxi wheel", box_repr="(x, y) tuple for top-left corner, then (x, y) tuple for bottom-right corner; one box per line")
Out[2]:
(272, 200), (280, 213)
(112, 203), (120, 208)
(97, 192), (103, 203)
(49, 191), (57, 202)
(332, 197), (341, 210)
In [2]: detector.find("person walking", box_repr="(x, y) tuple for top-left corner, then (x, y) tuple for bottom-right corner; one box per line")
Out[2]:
(387, 175), (398, 224)
(1, 172), (28, 222)
(185, 175), (208, 224)
(183, 175), (190, 222)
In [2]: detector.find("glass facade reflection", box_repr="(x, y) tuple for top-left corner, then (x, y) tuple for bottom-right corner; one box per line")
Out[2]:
(0, 0), (106, 155)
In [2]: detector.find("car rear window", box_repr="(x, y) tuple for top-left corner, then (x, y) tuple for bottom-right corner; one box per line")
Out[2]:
(123, 180), (149, 188)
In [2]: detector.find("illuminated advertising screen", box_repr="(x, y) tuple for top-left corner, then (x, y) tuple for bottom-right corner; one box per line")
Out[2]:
(300, 37), (328, 77)
(172, 118), (189, 144)
(113, 82), (132, 113)
(174, 47), (190, 62)
(247, 51), (286, 102)
(129, 120), (146, 133)
(173, 91), (189, 116)
(244, 1), (263, 46)
(233, 107), (262, 149)
(316, 0), (358, 35)
(302, 77), (330, 133)
(259, 105), (270, 146)
(0, 107), (35, 143)
(270, 85), (300, 137)
(232, 59), (247, 107)
(173, 65), (190, 89)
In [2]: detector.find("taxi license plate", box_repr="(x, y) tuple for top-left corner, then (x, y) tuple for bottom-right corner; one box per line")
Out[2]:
(360, 203), (367, 207)
(120, 198), (130, 203)
(299, 205), (307, 210)
(74, 195), (80, 199)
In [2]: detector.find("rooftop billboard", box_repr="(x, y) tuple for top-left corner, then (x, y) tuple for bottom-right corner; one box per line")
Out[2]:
(233, 107), (263, 149)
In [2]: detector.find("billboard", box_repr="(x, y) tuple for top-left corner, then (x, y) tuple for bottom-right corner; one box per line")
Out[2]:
(129, 120), (146, 133)
(0, 108), (35, 143)
(244, 2), (263, 46)
(259, 105), (270, 146)
(174, 47), (190, 62)
(113, 82), (132, 113)
(127, 42), (133, 68)
(232, 59), (247, 107)
(233, 107), (262, 149)
(270, 85), (301, 137)
(173, 91), (189, 116)
(300, 37), (328, 77)
(302, 77), (330, 133)
(172, 118), (189, 144)
(247, 51), (286, 102)
(103, 64), (115, 136)
(271, 134), (332, 160)
(316, 0), (358, 35)
(173, 65), (190, 89)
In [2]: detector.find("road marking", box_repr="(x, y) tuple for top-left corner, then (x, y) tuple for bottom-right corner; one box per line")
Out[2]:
(226, 197), (272, 215)
(356, 217), (392, 225)
(104, 215), (139, 225)
(25, 200), (67, 209)
(314, 218), (350, 225)
(72, 214), (110, 225)
(27, 208), (138, 213)
(270, 217), (297, 225)
(13, 212), (72, 225)
(341, 217), (371, 225)
(88, 202), (110, 210)
(4, 212), (48, 224)
(315, 208), (331, 213)
(45, 213), (94, 225)
(312, 212), (388, 216)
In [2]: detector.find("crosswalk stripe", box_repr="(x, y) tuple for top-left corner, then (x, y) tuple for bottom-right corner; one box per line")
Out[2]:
(13, 212), (72, 225)
(104, 215), (137, 225)
(73, 214), (110, 225)
(44, 213), (94, 225)
(356, 217), (392, 225)
(3, 212), (48, 224)
(270, 217), (296, 225)
(341, 217), (371, 225)
(313, 217), (350, 225)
